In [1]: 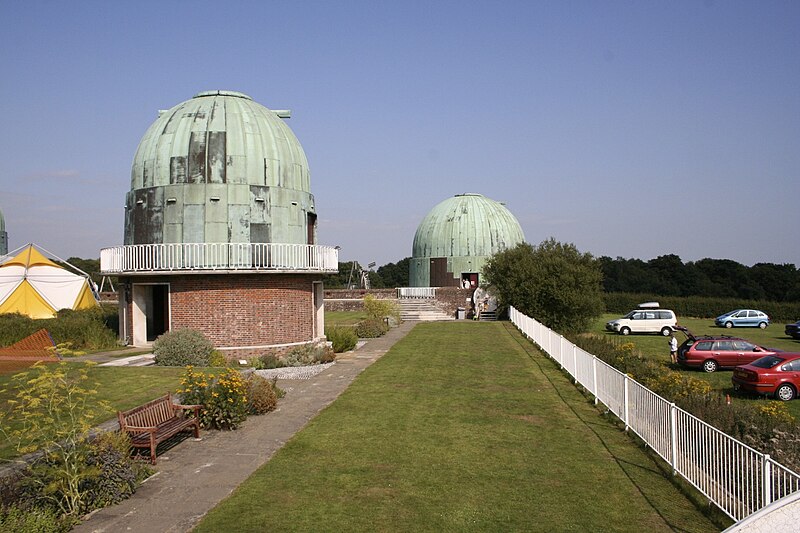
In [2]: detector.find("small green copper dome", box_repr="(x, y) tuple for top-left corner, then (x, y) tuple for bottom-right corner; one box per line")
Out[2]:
(410, 193), (525, 287)
(125, 91), (316, 246)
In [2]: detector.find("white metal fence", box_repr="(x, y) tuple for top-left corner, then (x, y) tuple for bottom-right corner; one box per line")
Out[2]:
(397, 287), (436, 299)
(100, 243), (339, 274)
(510, 307), (800, 522)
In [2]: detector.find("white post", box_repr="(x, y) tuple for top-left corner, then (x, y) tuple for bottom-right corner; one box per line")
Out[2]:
(669, 403), (677, 474)
(623, 375), (630, 431)
(763, 454), (772, 508)
(572, 344), (577, 382)
(592, 356), (598, 405)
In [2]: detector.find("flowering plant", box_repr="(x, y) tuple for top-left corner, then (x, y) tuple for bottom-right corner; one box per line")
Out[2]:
(178, 367), (248, 430)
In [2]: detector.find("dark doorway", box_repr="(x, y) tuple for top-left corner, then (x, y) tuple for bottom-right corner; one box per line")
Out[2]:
(429, 258), (459, 287)
(461, 273), (479, 288)
(148, 285), (170, 341)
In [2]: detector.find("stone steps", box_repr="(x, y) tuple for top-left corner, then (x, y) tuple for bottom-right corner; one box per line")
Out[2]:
(399, 299), (454, 321)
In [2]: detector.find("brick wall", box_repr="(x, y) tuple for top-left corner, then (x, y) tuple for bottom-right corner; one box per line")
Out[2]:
(323, 288), (396, 299)
(119, 273), (321, 350)
(433, 287), (476, 315)
(323, 287), (475, 316)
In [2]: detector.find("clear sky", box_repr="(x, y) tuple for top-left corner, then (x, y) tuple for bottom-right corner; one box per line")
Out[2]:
(1, 1), (798, 267)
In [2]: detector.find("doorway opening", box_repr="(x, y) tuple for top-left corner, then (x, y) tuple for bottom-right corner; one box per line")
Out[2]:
(131, 283), (170, 346)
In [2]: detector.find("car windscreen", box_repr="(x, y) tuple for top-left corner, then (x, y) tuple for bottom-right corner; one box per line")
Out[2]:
(750, 356), (784, 369)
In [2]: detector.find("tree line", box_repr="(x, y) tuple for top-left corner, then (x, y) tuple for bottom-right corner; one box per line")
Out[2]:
(599, 255), (800, 302)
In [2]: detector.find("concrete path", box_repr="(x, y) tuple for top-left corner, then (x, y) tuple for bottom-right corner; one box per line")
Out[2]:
(73, 322), (416, 533)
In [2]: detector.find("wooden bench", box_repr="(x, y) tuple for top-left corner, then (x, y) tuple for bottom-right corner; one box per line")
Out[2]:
(117, 393), (202, 464)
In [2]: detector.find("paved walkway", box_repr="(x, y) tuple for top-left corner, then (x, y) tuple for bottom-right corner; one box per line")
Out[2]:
(73, 322), (417, 533)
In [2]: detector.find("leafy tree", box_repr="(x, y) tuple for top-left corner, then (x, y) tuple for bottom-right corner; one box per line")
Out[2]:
(483, 239), (604, 333)
(375, 257), (410, 288)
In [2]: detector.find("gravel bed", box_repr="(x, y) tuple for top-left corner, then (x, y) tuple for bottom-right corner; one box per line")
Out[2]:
(254, 362), (335, 380)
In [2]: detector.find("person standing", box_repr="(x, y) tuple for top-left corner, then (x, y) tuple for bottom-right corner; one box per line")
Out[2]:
(669, 333), (678, 364)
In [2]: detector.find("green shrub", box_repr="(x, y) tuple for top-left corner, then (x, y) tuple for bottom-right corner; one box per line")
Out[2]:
(283, 343), (336, 366)
(153, 329), (215, 367)
(207, 350), (228, 367)
(0, 307), (118, 351)
(326, 326), (358, 353)
(354, 318), (389, 338)
(252, 354), (283, 369)
(179, 367), (248, 430)
(0, 504), (72, 533)
(363, 294), (400, 323)
(245, 374), (278, 415)
(80, 431), (152, 513)
(0, 313), (40, 346)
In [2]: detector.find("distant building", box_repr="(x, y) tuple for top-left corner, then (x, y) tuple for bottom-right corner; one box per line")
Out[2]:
(101, 91), (338, 355)
(410, 193), (524, 288)
(0, 207), (7, 256)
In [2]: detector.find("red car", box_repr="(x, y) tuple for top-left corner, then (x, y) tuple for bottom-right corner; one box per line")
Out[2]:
(676, 333), (778, 373)
(732, 353), (800, 401)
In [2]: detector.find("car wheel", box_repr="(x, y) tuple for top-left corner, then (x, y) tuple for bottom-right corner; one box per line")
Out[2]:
(725, 321), (733, 329)
(775, 384), (796, 402)
(758, 322), (767, 329)
(619, 327), (630, 336)
(660, 327), (672, 336)
(703, 359), (718, 373)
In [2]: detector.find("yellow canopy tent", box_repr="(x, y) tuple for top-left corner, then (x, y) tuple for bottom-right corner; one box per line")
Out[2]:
(0, 244), (98, 319)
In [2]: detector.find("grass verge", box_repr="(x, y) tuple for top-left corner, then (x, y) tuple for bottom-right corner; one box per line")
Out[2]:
(196, 322), (719, 532)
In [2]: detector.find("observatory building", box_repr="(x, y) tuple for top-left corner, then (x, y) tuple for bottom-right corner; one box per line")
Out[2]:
(0, 207), (7, 255)
(101, 91), (338, 354)
(410, 193), (524, 288)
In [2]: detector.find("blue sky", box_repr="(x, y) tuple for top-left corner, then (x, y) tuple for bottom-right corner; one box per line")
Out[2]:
(1, 1), (798, 267)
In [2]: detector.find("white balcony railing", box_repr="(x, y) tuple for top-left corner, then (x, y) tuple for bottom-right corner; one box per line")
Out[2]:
(397, 287), (436, 299)
(100, 243), (339, 274)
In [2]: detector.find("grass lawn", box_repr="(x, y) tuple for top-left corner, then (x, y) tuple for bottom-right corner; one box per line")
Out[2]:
(0, 363), (187, 460)
(325, 310), (368, 327)
(595, 313), (800, 419)
(196, 322), (719, 532)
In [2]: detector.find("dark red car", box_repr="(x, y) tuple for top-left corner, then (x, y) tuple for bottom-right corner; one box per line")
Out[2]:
(732, 353), (800, 401)
(676, 333), (778, 373)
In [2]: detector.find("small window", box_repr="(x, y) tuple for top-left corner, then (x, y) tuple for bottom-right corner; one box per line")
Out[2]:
(695, 341), (713, 351)
(784, 360), (800, 372)
(644, 312), (656, 320)
(715, 341), (734, 351)
(747, 311), (757, 318)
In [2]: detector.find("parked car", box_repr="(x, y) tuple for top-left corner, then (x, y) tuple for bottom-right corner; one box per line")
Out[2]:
(605, 302), (677, 336)
(714, 309), (770, 329)
(732, 353), (800, 401)
(676, 333), (779, 373)
(785, 321), (800, 340)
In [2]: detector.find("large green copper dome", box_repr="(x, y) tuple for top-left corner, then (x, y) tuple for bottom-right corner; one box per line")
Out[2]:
(125, 90), (316, 246)
(410, 193), (525, 287)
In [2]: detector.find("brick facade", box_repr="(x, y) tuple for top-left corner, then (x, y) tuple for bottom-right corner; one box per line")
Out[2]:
(119, 273), (322, 353)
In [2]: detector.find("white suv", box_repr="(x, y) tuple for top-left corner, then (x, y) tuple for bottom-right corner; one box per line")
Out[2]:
(605, 303), (677, 336)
